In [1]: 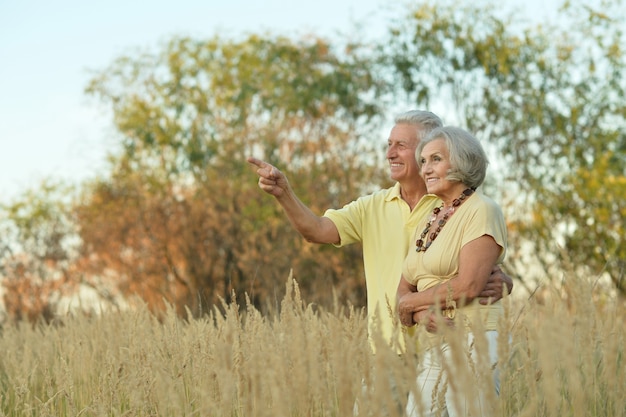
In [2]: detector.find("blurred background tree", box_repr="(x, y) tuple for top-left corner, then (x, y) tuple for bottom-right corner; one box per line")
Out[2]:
(74, 34), (387, 317)
(383, 0), (626, 294)
(0, 181), (80, 322)
(1, 0), (624, 322)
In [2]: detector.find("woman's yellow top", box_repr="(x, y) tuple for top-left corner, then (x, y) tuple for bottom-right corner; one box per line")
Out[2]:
(402, 191), (507, 335)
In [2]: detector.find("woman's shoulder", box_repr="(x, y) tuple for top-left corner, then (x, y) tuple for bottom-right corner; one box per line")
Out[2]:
(470, 190), (501, 207)
(465, 191), (504, 219)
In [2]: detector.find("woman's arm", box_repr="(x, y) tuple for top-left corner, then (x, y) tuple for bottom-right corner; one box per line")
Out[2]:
(397, 235), (502, 322)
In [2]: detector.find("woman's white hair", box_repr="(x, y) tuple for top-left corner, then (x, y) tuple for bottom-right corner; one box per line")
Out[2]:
(416, 126), (489, 189)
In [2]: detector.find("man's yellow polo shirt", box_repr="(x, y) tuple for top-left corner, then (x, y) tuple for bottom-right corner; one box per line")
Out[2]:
(324, 183), (439, 351)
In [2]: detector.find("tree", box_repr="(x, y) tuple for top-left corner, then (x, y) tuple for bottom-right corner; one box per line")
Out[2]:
(9, 1), (625, 324)
(0, 181), (80, 322)
(383, 0), (626, 294)
(79, 34), (388, 316)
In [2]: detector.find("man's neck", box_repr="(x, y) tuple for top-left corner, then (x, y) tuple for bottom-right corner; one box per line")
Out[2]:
(399, 181), (428, 211)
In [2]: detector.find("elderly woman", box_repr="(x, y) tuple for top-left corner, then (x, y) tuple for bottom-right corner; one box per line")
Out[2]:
(397, 126), (507, 417)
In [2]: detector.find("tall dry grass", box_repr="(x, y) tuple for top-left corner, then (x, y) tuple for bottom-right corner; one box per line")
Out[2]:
(0, 276), (623, 416)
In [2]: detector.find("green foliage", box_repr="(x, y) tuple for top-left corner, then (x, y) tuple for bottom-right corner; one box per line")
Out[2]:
(85, 34), (384, 179)
(0, 181), (77, 264)
(0, 181), (80, 322)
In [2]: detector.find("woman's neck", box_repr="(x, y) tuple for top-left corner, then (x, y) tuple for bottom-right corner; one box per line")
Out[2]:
(439, 184), (471, 208)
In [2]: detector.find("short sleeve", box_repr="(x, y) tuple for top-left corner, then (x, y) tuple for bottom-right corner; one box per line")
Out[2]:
(461, 197), (507, 259)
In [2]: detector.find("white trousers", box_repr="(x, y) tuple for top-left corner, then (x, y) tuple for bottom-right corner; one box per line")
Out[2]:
(406, 331), (500, 417)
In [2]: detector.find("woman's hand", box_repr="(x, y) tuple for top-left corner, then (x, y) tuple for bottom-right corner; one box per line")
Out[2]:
(398, 293), (417, 327)
(397, 276), (419, 326)
(412, 309), (433, 331)
(413, 309), (454, 333)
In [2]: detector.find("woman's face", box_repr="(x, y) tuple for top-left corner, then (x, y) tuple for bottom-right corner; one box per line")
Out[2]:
(419, 138), (453, 197)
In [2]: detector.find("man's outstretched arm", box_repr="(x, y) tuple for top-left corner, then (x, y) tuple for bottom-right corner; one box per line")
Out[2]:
(247, 157), (340, 244)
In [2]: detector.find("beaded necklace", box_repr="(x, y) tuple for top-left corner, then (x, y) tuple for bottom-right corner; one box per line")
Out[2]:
(415, 188), (475, 252)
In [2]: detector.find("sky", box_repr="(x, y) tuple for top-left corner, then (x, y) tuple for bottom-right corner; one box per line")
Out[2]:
(0, 0), (560, 202)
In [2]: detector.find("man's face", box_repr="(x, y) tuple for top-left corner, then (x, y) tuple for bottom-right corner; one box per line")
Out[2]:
(386, 123), (421, 183)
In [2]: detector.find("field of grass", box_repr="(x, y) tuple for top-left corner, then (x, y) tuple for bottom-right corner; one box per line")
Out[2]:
(0, 277), (624, 416)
